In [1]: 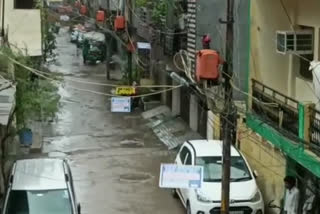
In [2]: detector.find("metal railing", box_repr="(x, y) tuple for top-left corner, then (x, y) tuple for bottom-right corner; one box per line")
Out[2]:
(309, 107), (320, 156)
(251, 79), (300, 138)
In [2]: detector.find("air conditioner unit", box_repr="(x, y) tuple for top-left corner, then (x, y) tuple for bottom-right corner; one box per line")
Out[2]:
(276, 30), (313, 54)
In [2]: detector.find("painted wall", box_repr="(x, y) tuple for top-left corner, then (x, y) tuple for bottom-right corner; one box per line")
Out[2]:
(196, 0), (249, 100)
(238, 124), (286, 214)
(250, 0), (320, 103)
(4, 0), (42, 56)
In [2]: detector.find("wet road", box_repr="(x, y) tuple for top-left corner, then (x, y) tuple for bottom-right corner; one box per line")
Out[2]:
(44, 28), (185, 214)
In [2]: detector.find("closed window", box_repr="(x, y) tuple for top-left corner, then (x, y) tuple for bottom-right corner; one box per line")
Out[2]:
(299, 26), (314, 81)
(299, 54), (313, 81)
(15, 0), (35, 9)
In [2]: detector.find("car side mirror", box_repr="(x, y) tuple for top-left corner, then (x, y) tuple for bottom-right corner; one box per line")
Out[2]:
(253, 170), (259, 178)
(77, 203), (81, 214)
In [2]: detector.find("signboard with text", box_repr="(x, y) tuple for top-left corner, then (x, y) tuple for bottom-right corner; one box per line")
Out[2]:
(111, 97), (131, 113)
(159, 164), (203, 189)
(115, 87), (136, 96)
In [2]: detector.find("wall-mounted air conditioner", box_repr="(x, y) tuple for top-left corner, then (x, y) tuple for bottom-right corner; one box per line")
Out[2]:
(276, 30), (313, 54)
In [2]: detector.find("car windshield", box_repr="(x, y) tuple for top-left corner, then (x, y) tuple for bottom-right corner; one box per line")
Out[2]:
(5, 189), (73, 214)
(196, 156), (252, 182)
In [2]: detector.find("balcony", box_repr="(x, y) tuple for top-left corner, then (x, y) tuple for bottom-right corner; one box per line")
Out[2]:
(310, 107), (320, 156)
(250, 79), (320, 160)
(251, 79), (300, 140)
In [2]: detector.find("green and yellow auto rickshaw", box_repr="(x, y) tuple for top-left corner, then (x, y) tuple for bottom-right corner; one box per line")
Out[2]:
(82, 32), (106, 65)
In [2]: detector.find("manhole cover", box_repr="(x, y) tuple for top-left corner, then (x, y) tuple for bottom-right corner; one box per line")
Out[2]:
(120, 140), (144, 148)
(119, 173), (153, 183)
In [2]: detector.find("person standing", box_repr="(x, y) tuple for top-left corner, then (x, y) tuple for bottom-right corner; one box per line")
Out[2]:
(284, 176), (300, 214)
(202, 34), (211, 49)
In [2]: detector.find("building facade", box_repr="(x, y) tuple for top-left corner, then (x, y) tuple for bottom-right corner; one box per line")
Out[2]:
(241, 0), (320, 213)
(1, 0), (42, 56)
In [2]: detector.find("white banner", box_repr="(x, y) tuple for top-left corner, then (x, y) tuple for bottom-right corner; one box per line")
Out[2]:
(159, 164), (203, 189)
(111, 97), (131, 113)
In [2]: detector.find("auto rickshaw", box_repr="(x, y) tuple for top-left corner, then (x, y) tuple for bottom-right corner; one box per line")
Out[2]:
(82, 32), (106, 65)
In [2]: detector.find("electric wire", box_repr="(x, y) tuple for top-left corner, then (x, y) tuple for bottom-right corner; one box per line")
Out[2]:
(0, 51), (183, 98)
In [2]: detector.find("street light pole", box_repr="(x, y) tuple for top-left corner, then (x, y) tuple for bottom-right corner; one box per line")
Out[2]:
(220, 0), (235, 213)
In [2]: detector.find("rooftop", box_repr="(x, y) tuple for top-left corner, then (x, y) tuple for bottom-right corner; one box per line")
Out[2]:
(12, 158), (68, 191)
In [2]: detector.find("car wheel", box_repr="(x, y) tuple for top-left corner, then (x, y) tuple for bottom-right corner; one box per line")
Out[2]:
(171, 189), (178, 198)
(187, 203), (191, 214)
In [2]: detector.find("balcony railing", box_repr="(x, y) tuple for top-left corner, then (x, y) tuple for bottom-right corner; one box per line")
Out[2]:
(310, 107), (320, 156)
(252, 79), (300, 138)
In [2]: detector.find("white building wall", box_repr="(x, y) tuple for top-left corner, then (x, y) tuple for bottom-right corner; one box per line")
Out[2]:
(4, 0), (42, 56)
(251, 0), (320, 104)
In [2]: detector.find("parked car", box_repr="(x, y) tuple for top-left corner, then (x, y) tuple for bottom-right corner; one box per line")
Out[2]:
(1, 158), (81, 214)
(173, 140), (264, 214)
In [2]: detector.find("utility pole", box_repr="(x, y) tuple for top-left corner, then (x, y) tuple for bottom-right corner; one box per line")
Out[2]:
(220, 0), (235, 213)
(127, 0), (133, 85)
(105, 0), (111, 80)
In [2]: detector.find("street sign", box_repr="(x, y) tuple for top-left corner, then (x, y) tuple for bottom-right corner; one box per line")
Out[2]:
(111, 97), (131, 113)
(159, 164), (203, 189)
(115, 87), (136, 96)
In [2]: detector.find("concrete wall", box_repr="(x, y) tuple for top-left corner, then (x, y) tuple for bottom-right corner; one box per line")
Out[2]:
(189, 94), (198, 132)
(196, 0), (249, 100)
(207, 111), (220, 140)
(250, 0), (320, 103)
(3, 0), (42, 56)
(238, 123), (286, 214)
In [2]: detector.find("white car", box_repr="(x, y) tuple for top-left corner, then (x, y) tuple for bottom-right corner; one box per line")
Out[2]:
(173, 140), (264, 214)
(1, 158), (81, 214)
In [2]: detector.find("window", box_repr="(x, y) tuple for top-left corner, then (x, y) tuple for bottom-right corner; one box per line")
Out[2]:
(15, 0), (35, 9)
(276, 30), (313, 54)
(298, 26), (314, 81)
(299, 54), (314, 80)
(184, 152), (192, 165)
(6, 189), (73, 214)
(179, 147), (189, 163)
(196, 156), (252, 182)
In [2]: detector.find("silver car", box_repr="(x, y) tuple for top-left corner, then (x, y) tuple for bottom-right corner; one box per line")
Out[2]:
(1, 158), (81, 214)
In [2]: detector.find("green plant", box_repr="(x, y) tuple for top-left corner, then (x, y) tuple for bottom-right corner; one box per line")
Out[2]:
(0, 47), (60, 129)
(41, 5), (57, 62)
(136, 0), (148, 8)
(151, 0), (167, 27)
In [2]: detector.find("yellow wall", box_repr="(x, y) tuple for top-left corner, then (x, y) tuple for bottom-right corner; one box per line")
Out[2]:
(250, 0), (320, 103)
(238, 124), (286, 213)
(4, 0), (42, 56)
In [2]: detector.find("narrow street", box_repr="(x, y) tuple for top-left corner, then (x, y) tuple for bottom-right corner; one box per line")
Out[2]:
(43, 27), (184, 214)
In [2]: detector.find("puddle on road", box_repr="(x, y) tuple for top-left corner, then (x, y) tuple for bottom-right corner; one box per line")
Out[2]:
(119, 172), (153, 183)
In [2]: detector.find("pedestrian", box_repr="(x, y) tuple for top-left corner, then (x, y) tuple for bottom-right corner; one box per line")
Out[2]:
(202, 34), (211, 49)
(283, 176), (300, 214)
